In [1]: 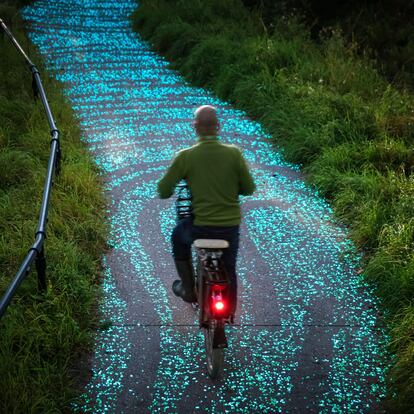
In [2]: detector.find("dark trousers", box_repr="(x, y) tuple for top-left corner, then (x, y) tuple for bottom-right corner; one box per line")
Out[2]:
(172, 217), (240, 313)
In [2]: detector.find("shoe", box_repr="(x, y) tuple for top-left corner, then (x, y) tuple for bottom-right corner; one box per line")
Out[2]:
(172, 259), (197, 303)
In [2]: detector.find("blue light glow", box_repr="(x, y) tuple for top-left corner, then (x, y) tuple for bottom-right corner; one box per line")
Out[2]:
(22, 0), (388, 412)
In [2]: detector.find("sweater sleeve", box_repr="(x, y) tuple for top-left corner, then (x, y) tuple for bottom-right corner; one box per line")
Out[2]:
(237, 149), (256, 196)
(157, 151), (186, 199)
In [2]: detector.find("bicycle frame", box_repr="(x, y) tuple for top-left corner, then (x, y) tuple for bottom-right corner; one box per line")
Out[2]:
(174, 183), (232, 377)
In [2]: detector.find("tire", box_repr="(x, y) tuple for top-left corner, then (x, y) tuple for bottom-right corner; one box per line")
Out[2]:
(204, 323), (224, 379)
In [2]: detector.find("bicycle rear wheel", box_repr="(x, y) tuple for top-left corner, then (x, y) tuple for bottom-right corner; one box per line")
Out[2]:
(204, 321), (225, 378)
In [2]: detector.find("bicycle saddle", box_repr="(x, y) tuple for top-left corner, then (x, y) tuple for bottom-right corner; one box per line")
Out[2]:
(193, 239), (229, 249)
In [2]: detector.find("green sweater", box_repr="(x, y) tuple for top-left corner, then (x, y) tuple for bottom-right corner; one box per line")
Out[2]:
(157, 136), (256, 226)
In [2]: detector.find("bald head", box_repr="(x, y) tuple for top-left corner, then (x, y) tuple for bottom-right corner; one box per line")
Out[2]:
(194, 105), (219, 137)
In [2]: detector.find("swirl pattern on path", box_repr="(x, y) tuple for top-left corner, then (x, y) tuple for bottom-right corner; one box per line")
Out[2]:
(22, 0), (388, 412)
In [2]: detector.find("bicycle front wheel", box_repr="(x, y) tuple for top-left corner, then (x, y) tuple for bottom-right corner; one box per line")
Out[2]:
(204, 322), (225, 378)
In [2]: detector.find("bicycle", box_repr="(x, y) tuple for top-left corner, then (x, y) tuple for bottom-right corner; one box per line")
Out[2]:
(175, 182), (233, 378)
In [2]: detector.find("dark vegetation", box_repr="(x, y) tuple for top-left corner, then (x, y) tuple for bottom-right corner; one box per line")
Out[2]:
(0, 1), (108, 411)
(132, 0), (414, 411)
(243, 0), (414, 89)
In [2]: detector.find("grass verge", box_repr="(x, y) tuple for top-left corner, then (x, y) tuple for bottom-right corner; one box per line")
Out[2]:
(132, 1), (414, 411)
(0, 2), (108, 412)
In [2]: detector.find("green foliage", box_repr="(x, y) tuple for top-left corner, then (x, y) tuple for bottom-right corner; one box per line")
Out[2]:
(244, 1), (414, 90)
(133, 0), (414, 409)
(0, 5), (108, 412)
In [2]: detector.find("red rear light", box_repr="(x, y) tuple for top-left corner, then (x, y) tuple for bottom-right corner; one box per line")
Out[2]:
(211, 288), (227, 316)
(214, 300), (225, 311)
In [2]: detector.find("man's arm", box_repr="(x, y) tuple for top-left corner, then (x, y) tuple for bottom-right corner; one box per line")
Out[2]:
(238, 150), (256, 196)
(157, 152), (186, 198)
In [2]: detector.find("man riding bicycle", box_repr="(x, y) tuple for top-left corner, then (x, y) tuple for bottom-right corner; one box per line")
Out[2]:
(157, 105), (255, 318)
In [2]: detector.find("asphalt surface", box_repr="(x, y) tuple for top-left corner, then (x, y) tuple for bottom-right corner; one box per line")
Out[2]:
(23, 0), (388, 412)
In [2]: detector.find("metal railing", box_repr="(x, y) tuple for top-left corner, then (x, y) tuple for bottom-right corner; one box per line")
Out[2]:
(0, 18), (62, 319)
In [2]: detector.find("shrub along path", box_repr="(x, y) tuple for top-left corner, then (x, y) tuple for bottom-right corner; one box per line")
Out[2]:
(23, 0), (388, 412)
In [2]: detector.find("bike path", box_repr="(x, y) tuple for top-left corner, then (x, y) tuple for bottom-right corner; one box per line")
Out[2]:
(23, 0), (388, 412)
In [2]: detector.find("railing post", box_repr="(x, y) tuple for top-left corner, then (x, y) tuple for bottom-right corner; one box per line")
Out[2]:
(35, 246), (47, 292)
(52, 130), (62, 176)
